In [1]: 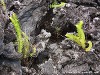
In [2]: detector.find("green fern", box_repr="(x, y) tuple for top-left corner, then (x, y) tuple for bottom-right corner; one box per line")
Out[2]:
(9, 12), (23, 53)
(21, 32), (30, 58)
(65, 21), (92, 51)
(50, 0), (66, 8)
(76, 21), (86, 49)
(9, 12), (36, 58)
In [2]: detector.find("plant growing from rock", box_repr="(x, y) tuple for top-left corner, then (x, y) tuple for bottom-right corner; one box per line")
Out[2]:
(65, 21), (92, 51)
(50, 0), (66, 8)
(9, 12), (36, 58)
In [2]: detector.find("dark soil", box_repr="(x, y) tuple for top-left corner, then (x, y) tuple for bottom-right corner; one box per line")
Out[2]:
(0, 0), (100, 75)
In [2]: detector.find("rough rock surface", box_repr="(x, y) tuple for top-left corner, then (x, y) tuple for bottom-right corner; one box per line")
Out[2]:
(0, 0), (100, 75)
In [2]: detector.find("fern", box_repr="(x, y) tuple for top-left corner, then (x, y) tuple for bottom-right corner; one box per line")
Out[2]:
(65, 33), (80, 45)
(9, 12), (23, 53)
(9, 12), (36, 58)
(65, 21), (92, 51)
(50, 0), (66, 8)
(76, 21), (86, 49)
(85, 41), (92, 52)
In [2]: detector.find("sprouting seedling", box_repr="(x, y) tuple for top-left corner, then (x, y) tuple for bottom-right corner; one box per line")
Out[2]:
(9, 12), (36, 58)
(9, 12), (23, 53)
(65, 21), (92, 52)
(50, 0), (66, 8)
(21, 32), (30, 58)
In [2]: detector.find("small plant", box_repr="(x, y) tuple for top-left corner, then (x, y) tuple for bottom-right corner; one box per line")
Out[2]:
(50, 0), (66, 8)
(9, 12), (36, 58)
(65, 21), (92, 51)
(9, 12), (23, 53)
(1, 0), (36, 58)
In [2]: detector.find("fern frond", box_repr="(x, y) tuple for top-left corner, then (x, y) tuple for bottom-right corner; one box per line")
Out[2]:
(65, 33), (81, 45)
(76, 21), (85, 48)
(9, 12), (23, 53)
(50, 2), (66, 8)
(65, 21), (92, 51)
